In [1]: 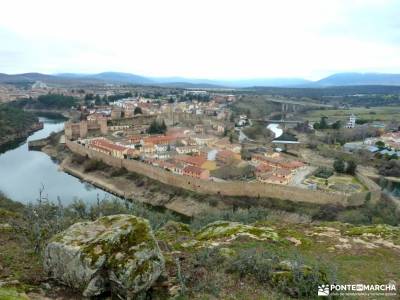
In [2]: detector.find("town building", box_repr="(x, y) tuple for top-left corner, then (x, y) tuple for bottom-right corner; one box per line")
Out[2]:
(346, 114), (356, 129)
(182, 165), (210, 180)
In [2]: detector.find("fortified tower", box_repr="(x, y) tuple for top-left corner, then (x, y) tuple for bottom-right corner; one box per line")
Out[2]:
(99, 118), (108, 135)
(79, 121), (88, 138)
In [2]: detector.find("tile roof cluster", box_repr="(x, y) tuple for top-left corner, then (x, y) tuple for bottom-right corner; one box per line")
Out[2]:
(183, 165), (205, 176)
(90, 138), (127, 152)
(142, 135), (176, 145)
(175, 155), (207, 167)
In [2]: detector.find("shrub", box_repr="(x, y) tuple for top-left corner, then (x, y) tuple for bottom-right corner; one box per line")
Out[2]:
(378, 160), (400, 177)
(227, 248), (329, 298)
(83, 159), (109, 172)
(312, 204), (344, 221)
(110, 167), (128, 177)
(333, 158), (345, 173)
(71, 153), (86, 164)
(346, 159), (357, 175)
(314, 167), (333, 179)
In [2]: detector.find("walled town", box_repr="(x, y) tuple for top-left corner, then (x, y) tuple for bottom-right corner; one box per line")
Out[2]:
(65, 93), (310, 188)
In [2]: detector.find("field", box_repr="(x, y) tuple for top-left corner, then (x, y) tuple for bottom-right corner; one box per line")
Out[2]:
(297, 106), (400, 122)
(304, 174), (366, 193)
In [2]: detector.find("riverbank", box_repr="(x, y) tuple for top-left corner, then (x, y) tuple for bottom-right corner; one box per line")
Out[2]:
(60, 156), (222, 217)
(0, 121), (43, 149)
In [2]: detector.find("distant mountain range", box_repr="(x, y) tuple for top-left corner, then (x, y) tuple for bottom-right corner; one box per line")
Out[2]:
(314, 73), (400, 86)
(2, 71), (400, 88)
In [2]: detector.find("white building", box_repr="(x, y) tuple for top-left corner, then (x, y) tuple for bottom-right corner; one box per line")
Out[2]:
(346, 114), (356, 129)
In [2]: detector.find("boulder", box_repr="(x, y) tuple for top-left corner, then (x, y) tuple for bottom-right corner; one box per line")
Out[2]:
(44, 214), (164, 299)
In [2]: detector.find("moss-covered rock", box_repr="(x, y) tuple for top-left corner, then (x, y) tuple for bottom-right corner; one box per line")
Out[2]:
(156, 221), (192, 250)
(44, 214), (165, 299)
(196, 221), (279, 242)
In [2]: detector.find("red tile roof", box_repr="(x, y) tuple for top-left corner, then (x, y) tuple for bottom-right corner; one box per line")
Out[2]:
(175, 155), (207, 167)
(183, 165), (205, 175)
(143, 135), (176, 145)
(90, 138), (127, 152)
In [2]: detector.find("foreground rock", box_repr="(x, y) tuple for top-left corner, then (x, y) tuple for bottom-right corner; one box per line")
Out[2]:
(44, 214), (165, 299)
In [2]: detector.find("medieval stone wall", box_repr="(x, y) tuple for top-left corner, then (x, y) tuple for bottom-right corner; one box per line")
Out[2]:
(66, 140), (374, 207)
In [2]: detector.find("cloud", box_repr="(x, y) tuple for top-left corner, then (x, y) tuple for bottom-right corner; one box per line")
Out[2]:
(0, 0), (399, 79)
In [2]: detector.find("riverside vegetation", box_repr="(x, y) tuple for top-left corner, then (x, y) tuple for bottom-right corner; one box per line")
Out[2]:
(0, 103), (40, 147)
(0, 189), (399, 299)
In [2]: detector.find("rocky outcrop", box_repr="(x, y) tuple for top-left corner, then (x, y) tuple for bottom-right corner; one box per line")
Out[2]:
(196, 221), (279, 242)
(43, 214), (165, 299)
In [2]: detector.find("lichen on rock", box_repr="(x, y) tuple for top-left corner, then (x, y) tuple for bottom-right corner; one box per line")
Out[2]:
(44, 214), (165, 299)
(195, 221), (279, 242)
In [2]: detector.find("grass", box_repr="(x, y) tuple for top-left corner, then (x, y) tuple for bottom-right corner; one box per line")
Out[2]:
(0, 287), (29, 300)
(298, 106), (400, 122)
(304, 174), (366, 193)
(227, 223), (400, 286)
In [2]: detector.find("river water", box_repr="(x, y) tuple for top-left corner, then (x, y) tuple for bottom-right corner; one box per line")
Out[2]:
(267, 123), (283, 138)
(0, 117), (113, 205)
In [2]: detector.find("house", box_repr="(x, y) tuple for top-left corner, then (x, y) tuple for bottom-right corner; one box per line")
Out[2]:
(194, 124), (205, 134)
(176, 146), (200, 155)
(155, 144), (169, 153)
(272, 168), (292, 179)
(193, 135), (215, 146)
(170, 161), (185, 175)
(183, 165), (210, 180)
(175, 155), (207, 168)
(255, 163), (273, 174)
(141, 143), (156, 154)
(141, 135), (176, 146)
(89, 138), (127, 159)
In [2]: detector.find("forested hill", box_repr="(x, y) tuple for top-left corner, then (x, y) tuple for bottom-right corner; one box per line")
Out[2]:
(0, 103), (39, 146)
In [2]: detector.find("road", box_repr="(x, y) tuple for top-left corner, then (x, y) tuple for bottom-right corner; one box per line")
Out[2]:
(289, 166), (316, 188)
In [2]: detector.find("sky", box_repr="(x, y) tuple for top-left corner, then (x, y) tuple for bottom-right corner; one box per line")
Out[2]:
(1, 0), (400, 80)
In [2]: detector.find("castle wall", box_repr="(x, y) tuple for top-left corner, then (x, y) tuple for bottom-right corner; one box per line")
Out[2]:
(66, 140), (374, 207)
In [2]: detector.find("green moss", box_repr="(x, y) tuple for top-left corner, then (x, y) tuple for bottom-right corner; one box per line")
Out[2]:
(0, 208), (20, 219)
(156, 221), (193, 251)
(80, 216), (154, 268)
(344, 224), (400, 244)
(195, 221), (279, 242)
(0, 287), (29, 300)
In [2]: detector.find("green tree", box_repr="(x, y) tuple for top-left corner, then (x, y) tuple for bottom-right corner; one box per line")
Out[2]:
(320, 116), (329, 129)
(331, 120), (341, 130)
(148, 119), (167, 134)
(333, 158), (345, 173)
(346, 160), (357, 175)
(95, 94), (102, 105)
(134, 107), (142, 115)
(375, 141), (385, 149)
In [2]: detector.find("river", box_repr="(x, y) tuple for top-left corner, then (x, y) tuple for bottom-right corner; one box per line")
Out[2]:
(267, 123), (283, 138)
(0, 117), (113, 205)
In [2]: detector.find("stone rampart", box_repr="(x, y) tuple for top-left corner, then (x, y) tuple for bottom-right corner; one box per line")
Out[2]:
(66, 140), (374, 207)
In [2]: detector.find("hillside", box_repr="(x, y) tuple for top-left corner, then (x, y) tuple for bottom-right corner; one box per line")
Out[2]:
(0, 104), (40, 147)
(0, 194), (399, 299)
